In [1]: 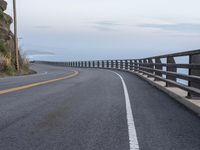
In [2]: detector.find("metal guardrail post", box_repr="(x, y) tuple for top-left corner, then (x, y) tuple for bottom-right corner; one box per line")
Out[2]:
(111, 60), (114, 68)
(130, 60), (133, 70)
(78, 62), (80, 67)
(154, 58), (162, 81)
(93, 61), (95, 68)
(102, 61), (105, 68)
(188, 54), (200, 98)
(120, 60), (123, 69)
(143, 59), (147, 75)
(88, 61), (91, 68)
(107, 60), (109, 68)
(97, 61), (99, 68)
(125, 60), (128, 70)
(138, 60), (142, 73)
(116, 60), (118, 69)
(134, 60), (138, 71)
(148, 58), (153, 77)
(166, 57), (177, 87)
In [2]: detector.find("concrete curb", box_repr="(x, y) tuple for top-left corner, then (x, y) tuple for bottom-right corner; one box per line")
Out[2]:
(117, 69), (200, 116)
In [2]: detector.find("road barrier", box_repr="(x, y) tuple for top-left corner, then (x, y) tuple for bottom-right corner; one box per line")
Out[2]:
(35, 49), (200, 99)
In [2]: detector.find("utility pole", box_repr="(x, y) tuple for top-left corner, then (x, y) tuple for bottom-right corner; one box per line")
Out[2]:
(13, 0), (19, 71)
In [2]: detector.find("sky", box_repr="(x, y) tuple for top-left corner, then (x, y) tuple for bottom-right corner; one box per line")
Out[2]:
(5, 0), (200, 61)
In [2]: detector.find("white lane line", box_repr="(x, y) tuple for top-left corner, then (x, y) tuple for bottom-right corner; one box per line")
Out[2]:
(110, 71), (140, 150)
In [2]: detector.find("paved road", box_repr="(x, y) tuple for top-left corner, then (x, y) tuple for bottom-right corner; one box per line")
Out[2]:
(0, 64), (199, 150)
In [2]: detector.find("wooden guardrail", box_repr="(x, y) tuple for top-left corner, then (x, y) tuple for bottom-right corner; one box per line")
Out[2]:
(35, 49), (200, 98)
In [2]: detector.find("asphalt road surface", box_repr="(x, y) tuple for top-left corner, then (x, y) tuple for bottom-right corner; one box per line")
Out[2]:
(0, 64), (199, 150)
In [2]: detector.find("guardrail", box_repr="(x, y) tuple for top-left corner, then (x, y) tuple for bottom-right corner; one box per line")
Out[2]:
(35, 49), (200, 99)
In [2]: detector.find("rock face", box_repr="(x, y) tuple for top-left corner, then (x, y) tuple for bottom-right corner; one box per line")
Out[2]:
(0, 0), (15, 71)
(0, 0), (7, 11)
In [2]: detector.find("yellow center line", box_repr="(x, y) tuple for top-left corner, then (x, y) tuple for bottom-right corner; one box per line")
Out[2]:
(0, 70), (79, 95)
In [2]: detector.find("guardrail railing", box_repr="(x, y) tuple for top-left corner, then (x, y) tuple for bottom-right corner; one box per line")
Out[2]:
(35, 49), (200, 99)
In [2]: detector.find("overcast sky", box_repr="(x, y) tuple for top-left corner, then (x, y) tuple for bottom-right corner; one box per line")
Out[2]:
(6, 0), (200, 61)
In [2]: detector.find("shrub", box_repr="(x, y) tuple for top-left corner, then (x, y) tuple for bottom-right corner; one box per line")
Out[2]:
(3, 64), (16, 75)
(0, 41), (10, 57)
(0, 10), (3, 20)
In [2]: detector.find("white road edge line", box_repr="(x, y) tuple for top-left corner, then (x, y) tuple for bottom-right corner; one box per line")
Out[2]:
(110, 70), (140, 150)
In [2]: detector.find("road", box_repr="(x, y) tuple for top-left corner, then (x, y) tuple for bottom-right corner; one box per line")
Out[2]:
(0, 64), (199, 150)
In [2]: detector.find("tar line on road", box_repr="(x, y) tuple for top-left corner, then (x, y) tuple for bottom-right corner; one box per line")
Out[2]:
(0, 70), (79, 95)
(109, 70), (140, 150)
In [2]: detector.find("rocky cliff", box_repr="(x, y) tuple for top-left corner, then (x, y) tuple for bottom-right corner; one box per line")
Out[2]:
(0, 0), (28, 75)
(0, 0), (15, 72)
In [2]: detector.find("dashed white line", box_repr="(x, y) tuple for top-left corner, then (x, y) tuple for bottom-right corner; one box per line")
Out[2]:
(110, 71), (140, 150)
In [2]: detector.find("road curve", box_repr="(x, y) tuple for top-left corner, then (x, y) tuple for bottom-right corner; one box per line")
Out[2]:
(0, 64), (199, 150)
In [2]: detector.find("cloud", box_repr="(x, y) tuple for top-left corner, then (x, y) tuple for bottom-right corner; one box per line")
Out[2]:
(139, 23), (200, 34)
(93, 26), (116, 31)
(24, 50), (55, 56)
(93, 21), (121, 31)
(95, 21), (121, 26)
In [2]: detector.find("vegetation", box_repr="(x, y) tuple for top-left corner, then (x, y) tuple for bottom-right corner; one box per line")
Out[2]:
(19, 53), (30, 74)
(0, 43), (30, 76)
(0, 41), (10, 57)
